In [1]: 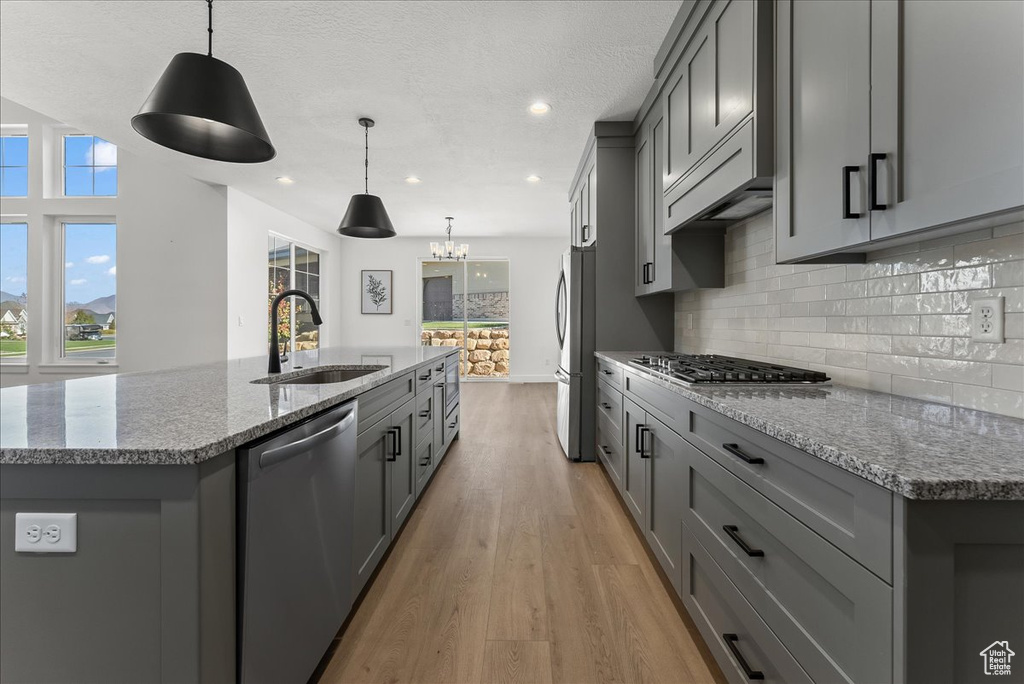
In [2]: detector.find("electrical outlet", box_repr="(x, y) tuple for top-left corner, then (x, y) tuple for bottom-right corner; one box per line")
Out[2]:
(971, 296), (1005, 343)
(15, 513), (77, 553)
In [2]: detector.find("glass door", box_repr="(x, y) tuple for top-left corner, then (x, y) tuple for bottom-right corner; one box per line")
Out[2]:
(420, 258), (509, 379)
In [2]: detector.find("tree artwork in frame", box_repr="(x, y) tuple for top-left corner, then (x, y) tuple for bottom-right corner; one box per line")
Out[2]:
(361, 270), (393, 314)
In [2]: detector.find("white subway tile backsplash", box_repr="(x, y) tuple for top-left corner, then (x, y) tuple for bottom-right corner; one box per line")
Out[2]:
(676, 213), (1024, 418)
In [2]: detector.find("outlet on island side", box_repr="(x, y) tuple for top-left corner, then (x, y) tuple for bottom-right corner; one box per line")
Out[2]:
(14, 513), (77, 553)
(971, 296), (1004, 343)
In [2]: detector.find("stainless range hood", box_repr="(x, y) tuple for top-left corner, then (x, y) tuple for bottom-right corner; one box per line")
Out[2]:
(696, 188), (773, 223)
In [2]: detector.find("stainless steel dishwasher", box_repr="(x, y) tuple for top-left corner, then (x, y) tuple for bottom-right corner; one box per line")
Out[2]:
(237, 400), (357, 684)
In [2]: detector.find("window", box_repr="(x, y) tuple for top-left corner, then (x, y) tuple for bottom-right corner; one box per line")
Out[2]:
(1, 134), (29, 197)
(63, 135), (117, 196)
(268, 235), (321, 354)
(0, 223), (29, 361)
(63, 222), (116, 360)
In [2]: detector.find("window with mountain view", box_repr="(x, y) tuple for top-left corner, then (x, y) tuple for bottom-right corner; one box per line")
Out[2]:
(63, 135), (117, 197)
(1, 134), (29, 197)
(0, 223), (28, 361)
(63, 222), (116, 360)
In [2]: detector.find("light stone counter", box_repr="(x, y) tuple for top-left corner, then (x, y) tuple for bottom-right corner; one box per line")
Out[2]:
(0, 346), (456, 466)
(597, 351), (1024, 500)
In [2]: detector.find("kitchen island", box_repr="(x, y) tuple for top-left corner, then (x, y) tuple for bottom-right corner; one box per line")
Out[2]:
(594, 351), (1024, 684)
(0, 346), (461, 684)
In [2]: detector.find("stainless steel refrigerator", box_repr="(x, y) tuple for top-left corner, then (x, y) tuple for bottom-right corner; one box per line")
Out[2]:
(554, 245), (673, 461)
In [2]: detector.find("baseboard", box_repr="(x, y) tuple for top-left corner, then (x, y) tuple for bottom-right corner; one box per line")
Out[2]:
(511, 374), (556, 383)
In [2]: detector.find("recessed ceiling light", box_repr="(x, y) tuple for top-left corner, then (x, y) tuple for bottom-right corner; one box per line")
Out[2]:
(529, 102), (551, 115)
(405, 176), (422, 184)
(526, 175), (542, 183)
(276, 176), (295, 185)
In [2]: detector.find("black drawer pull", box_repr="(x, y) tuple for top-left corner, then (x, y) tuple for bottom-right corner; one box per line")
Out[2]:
(842, 165), (861, 219)
(723, 634), (765, 680)
(600, 402), (612, 410)
(601, 369), (613, 375)
(634, 423), (644, 454)
(386, 428), (398, 461)
(722, 443), (764, 465)
(419, 371), (431, 380)
(723, 525), (764, 557)
(599, 444), (612, 455)
(419, 409), (431, 418)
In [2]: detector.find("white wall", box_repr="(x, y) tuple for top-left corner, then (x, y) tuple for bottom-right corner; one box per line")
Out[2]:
(337, 236), (568, 381)
(226, 188), (343, 359)
(0, 97), (229, 387)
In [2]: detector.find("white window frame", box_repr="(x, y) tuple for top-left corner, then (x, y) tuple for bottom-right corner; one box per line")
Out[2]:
(56, 129), (118, 199)
(0, 128), (30, 199)
(45, 216), (118, 370)
(0, 220), (30, 368)
(268, 231), (323, 354)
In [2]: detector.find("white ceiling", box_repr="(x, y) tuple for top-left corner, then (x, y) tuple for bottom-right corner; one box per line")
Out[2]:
(0, 0), (680, 237)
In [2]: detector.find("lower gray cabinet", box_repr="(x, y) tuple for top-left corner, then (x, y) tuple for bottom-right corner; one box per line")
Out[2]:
(353, 396), (415, 598)
(623, 397), (648, 527)
(414, 439), (434, 499)
(432, 381), (445, 454)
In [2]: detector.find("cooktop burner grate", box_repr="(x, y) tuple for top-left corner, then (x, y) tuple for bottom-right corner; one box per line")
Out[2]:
(629, 354), (830, 385)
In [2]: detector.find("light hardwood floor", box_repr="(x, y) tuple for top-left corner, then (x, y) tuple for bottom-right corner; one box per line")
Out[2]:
(317, 382), (723, 684)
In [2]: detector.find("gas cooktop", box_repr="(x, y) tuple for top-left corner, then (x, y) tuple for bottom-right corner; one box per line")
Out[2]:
(630, 354), (831, 385)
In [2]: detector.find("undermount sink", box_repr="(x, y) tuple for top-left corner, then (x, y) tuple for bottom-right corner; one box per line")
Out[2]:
(253, 366), (384, 385)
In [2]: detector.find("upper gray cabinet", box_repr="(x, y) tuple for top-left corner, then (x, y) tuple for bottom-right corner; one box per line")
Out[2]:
(570, 158), (596, 248)
(776, 0), (1024, 263)
(662, 0), (773, 233)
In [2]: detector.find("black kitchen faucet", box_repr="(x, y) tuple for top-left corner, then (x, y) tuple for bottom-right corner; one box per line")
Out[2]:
(268, 289), (322, 373)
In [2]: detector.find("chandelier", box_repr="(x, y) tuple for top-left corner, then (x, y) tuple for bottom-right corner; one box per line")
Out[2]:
(429, 217), (469, 261)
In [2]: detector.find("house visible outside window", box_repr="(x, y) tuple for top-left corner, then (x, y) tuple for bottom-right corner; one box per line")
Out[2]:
(0, 223), (28, 361)
(268, 235), (321, 355)
(63, 135), (117, 196)
(62, 222), (116, 360)
(1, 134), (29, 197)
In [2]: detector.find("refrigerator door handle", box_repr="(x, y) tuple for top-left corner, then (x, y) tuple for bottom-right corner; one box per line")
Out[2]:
(554, 269), (567, 348)
(554, 367), (571, 384)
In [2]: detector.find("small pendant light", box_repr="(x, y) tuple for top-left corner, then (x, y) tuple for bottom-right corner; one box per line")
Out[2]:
(338, 118), (397, 238)
(131, 0), (275, 163)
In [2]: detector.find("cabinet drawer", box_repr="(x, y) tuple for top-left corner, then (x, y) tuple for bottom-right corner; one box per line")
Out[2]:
(595, 357), (623, 391)
(358, 371), (416, 434)
(596, 381), (623, 439)
(596, 412), (624, 491)
(685, 401), (892, 581)
(443, 403), (460, 446)
(415, 390), (433, 447)
(415, 363), (437, 394)
(685, 452), (893, 684)
(623, 370), (687, 438)
(682, 525), (812, 684)
(665, 119), (756, 232)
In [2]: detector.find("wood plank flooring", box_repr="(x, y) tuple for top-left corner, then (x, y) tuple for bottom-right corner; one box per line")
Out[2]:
(318, 382), (723, 684)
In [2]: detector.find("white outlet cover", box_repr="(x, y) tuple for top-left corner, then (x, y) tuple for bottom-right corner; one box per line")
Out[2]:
(971, 296), (1005, 343)
(15, 513), (77, 553)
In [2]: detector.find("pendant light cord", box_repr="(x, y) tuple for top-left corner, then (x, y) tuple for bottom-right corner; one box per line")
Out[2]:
(364, 124), (369, 194)
(207, 0), (213, 57)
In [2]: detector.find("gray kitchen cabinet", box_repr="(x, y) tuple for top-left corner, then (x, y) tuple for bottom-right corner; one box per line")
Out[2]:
(777, 0), (1024, 262)
(662, 0), (773, 234)
(570, 155), (596, 248)
(432, 380), (445, 455)
(389, 397), (416, 537)
(353, 395), (416, 598)
(414, 439), (433, 499)
(775, 0), (872, 262)
(634, 125), (654, 296)
(623, 397), (648, 527)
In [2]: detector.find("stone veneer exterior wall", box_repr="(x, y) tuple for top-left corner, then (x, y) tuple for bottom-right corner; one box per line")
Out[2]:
(676, 212), (1024, 418)
(451, 291), (510, 321)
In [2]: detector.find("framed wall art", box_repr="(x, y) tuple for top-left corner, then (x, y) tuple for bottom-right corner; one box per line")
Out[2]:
(361, 269), (393, 314)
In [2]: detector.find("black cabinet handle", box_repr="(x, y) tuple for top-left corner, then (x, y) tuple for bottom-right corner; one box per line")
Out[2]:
(599, 444), (612, 455)
(634, 423), (644, 454)
(601, 369), (613, 375)
(435, 364), (444, 372)
(419, 370), (432, 380)
(722, 443), (764, 465)
(723, 525), (764, 557)
(723, 634), (765, 680)
(394, 425), (402, 456)
(842, 165), (861, 219)
(582, 224), (590, 242)
(639, 426), (651, 459)
(869, 152), (887, 211)
(600, 402), (612, 410)
(419, 409), (431, 418)
(386, 429), (398, 461)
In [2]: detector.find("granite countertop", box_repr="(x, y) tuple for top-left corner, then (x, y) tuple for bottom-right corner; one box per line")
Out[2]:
(0, 346), (456, 466)
(596, 352), (1024, 501)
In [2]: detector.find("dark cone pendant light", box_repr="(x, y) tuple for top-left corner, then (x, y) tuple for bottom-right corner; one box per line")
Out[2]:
(338, 118), (397, 238)
(132, 0), (275, 163)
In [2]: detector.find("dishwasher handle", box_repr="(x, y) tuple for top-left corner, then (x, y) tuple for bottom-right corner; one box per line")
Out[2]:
(259, 408), (356, 470)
